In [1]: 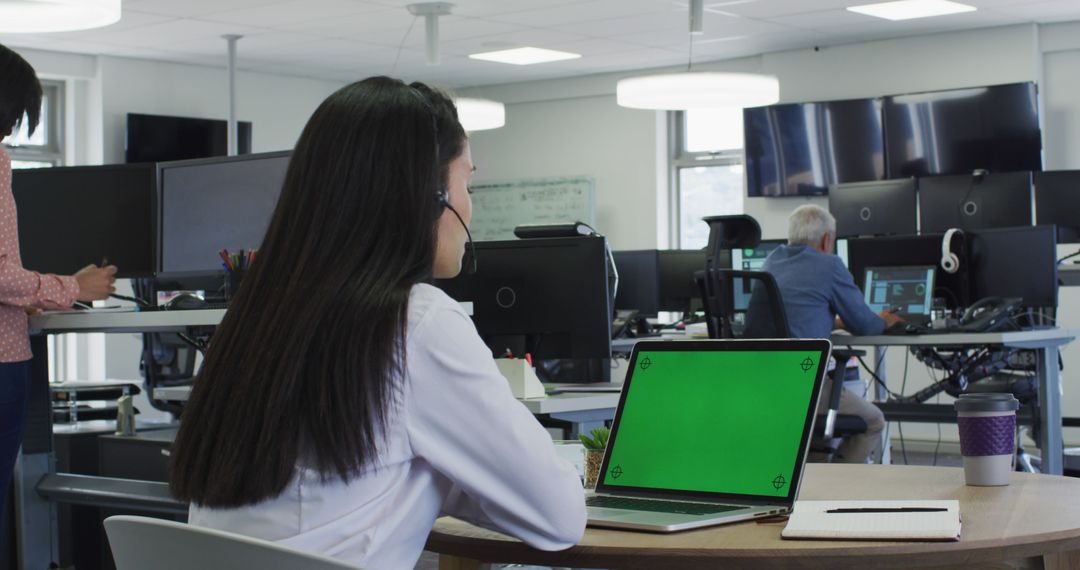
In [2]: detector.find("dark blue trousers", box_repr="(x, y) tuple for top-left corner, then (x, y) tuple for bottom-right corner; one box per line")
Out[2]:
(0, 360), (31, 564)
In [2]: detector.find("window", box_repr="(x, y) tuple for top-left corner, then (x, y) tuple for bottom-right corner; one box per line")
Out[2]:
(2, 80), (64, 168)
(670, 108), (745, 249)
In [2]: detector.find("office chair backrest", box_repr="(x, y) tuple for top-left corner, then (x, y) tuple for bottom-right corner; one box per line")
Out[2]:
(698, 268), (789, 339)
(104, 515), (362, 570)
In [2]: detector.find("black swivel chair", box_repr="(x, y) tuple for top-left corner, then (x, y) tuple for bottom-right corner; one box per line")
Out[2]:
(695, 268), (870, 461)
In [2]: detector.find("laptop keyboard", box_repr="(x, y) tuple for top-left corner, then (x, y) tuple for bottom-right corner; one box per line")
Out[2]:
(587, 496), (743, 515)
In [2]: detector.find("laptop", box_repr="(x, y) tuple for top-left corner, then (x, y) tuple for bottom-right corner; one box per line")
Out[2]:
(862, 265), (936, 327)
(586, 339), (831, 532)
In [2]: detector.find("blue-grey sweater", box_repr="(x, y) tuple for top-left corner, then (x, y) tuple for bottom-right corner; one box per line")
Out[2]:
(761, 244), (885, 338)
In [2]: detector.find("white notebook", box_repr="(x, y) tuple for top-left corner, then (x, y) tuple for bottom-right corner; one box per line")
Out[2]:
(782, 500), (961, 541)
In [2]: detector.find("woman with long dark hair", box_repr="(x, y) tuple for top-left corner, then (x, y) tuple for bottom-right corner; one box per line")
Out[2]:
(169, 76), (586, 568)
(0, 43), (116, 539)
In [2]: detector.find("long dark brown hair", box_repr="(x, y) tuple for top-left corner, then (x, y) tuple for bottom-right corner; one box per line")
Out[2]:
(0, 43), (42, 137)
(170, 77), (466, 507)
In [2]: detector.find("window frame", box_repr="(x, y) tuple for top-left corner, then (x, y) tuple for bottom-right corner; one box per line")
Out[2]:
(669, 110), (745, 249)
(4, 79), (64, 167)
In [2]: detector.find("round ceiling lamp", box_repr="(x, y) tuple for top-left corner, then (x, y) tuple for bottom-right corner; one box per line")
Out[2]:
(0, 0), (122, 33)
(616, 72), (780, 110)
(615, 0), (779, 111)
(456, 98), (505, 132)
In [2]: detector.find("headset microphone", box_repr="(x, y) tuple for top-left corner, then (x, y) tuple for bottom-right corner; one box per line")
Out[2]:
(444, 201), (478, 275)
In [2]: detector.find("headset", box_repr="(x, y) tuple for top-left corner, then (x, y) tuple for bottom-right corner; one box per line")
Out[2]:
(436, 185), (477, 274)
(417, 82), (477, 275)
(941, 227), (964, 274)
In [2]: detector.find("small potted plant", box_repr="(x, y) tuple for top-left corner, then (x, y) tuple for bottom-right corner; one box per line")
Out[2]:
(578, 427), (609, 489)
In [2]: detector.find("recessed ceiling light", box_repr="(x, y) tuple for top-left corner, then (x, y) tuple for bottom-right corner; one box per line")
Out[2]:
(847, 0), (976, 21)
(0, 0), (121, 33)
(468, 47), (581, 66)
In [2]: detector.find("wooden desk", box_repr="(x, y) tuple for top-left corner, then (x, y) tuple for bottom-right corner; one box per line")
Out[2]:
(427, 464), (1080, 569)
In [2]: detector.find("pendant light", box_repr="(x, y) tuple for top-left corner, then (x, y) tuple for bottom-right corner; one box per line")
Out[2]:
(0, 0), (121, 33)
(616, 0), (779, 110)
(404, 3), (507, 131)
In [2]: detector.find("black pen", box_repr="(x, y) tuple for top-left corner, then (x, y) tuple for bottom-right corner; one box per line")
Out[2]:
(826, 507), (947, 514)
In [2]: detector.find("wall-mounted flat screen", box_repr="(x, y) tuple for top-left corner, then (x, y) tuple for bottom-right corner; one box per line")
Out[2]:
(744, 98), (884, 197)
(883, 82), (1041, 178)
(126, 113), (252, 163)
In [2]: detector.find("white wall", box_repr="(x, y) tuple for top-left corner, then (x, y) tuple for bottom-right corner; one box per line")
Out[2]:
(466, 95), (665, 250)
(98, 56), (344, 163)
(464, 22), (1080, 446)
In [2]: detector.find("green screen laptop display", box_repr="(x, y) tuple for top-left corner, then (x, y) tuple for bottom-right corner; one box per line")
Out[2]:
(600, 348), (820, 499)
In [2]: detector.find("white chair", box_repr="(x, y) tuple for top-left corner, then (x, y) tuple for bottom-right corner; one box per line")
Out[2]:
(104, 515), (362, 570)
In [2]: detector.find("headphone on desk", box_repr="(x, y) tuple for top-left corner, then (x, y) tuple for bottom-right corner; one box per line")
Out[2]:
(941, 228), (964, 274)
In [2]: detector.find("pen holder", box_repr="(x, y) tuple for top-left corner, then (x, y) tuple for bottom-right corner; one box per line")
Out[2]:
(223, 270), (245, 301)
(495, 359), (546, 399)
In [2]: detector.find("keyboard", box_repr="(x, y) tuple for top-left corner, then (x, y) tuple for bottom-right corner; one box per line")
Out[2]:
(586, 495), (743, 515)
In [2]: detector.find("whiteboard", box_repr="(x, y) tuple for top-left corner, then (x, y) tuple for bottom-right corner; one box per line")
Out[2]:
(468, 176), (596, 241)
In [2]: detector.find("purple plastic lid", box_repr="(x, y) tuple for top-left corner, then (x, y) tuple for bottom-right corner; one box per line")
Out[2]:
(954, 392), (1019, 413)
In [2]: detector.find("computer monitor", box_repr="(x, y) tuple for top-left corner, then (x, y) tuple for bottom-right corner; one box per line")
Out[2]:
(613, 251), (659, 314)
(969, 226), (1058, 309)
(657, 250), (706, 313)
(862, 265), (936, 317)
(126, 113), (252, 163)
(847, 234), (970, 310)
(1034, 170), (1080, 243)
(730, 239), (784, 271)
(918, 171), (1033, 233)
(158, 151), (290, 274)
(433, 236), (611, 360)
(829, 178), (917, 238)
(12, 163), (157, 277)
(613, 249), (706, 315)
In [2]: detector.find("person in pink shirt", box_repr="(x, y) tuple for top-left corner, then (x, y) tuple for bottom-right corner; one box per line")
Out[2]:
(0, 43), (118, 544)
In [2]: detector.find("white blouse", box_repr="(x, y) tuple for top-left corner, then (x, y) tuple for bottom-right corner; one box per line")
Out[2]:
(189, 284), (587, 569)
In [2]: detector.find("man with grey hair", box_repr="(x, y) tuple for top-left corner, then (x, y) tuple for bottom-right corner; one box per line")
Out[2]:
(761, 204), (902, 463)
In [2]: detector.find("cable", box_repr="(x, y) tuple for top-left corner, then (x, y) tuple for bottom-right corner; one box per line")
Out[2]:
(853, 354), (905, 401)
(897, 348), (910, 465)
(391, 15), (418, 76)
(932, 390), (942, 467)
(177, 332), (208, 354)
(110, 292), (152, 308)
(1057, 249), (1080, 266)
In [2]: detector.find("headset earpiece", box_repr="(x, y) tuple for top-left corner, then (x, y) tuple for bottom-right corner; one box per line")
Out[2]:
(435, 187), (449, 216)
(941, 228), (963, 274)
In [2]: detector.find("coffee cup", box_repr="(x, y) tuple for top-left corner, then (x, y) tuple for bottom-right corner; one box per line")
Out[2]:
(955, 393), (1019, 486)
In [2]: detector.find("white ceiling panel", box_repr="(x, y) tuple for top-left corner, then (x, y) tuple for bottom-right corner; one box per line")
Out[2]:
(987, 0), (1080, 22)
(203, 0), (387, 28)
(124, 0), (287, 18)
(716, 0), (859, 19)
(0, 0), (1077, 89)
(484, 0), (674, 27)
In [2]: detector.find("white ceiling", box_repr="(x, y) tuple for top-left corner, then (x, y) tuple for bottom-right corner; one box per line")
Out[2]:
(1, 0), (1078, 88)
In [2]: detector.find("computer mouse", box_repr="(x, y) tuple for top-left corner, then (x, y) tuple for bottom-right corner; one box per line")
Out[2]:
(164, 293), (209, 311)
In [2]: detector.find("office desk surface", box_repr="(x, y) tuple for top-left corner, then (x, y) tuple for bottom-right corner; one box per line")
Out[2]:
(29, 308), (225, 334)
(427, 464), (1080, 569)
(830, 328), (1077, 349)
(519, 392), (620, 414)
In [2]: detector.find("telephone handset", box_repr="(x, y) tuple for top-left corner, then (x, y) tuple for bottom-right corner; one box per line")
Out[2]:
(955, 297), (1023, 332)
